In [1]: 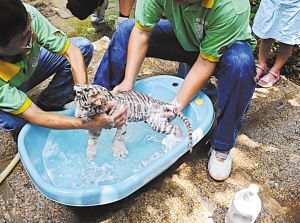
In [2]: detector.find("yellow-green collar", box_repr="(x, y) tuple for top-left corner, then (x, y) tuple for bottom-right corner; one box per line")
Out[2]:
(0, 60), (21, 82)
(201, 0), (215, 8)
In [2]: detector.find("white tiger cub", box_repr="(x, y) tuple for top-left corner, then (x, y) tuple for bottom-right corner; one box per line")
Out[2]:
(74, 84), (193, 160)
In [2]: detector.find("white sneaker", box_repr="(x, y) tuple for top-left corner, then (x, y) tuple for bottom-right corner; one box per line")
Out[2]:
(115, 16), (129, 29)
(208, 148), (233, 181)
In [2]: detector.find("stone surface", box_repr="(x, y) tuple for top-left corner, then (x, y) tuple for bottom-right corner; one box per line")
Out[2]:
(0, 37), (299, 222)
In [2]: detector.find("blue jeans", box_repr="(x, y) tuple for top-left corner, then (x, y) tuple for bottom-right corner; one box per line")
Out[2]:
(0, 37), (94, 135)
(94, 19), (256, 151)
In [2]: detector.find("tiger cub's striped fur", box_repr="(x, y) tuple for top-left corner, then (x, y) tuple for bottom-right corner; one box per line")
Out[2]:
(74, 84), (193, 160)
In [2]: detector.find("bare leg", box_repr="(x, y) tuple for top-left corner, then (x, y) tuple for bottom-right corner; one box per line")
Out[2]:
(254, 38), (274, 80)
(119, 0), (135, 17)
(259, 43), (293, 85)
(271, 43), (293, 73)
(257, 38), (274, 68)
(115, 0), (135, 28)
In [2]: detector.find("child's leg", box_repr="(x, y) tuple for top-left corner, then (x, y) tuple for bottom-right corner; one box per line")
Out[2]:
(258, 38), (274, 67)
(255, 38), (274, 81)
(258, 43), (293, 87)
(271, 43), (293, 73)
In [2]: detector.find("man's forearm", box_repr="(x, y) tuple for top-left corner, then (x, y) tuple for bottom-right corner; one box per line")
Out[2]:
(124, 26), (151, 85)
(63, 42), (87, 84)
(176, 55), (216, 109)
(20, 104), (84, 130)
(20, 103), (128, 131)
(32, 113), (83, 129)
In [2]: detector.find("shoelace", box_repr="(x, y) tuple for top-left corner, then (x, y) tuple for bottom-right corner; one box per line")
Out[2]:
(215, 150), (229, 162)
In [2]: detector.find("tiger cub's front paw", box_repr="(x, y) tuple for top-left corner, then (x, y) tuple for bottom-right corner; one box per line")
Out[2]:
(112, 140), (128, 159)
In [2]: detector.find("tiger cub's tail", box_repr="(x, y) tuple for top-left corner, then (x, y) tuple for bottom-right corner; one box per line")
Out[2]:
(173, 110), (193, 153)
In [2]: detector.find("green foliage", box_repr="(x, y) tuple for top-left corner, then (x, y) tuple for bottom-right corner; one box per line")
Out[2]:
(105, 14), (118, 32)
(77, 19), (97, 40)
(250, 0), (260, 26)
(68, 16), (115, 43)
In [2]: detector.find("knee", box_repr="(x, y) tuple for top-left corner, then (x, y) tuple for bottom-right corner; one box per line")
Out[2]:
(80, 38), (94, 59)
(71, 37), (94, 59)
(236, 52), (255, 72)
(114, 19), (135, 42)
(236, 54), (255, 79)
(105, 19), (135, 53)
(223, 43), (255, 78)
(117, 19), (135, 33)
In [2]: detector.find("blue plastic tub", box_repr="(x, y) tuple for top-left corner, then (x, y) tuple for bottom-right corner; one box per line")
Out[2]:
(18, 75), (214, 206)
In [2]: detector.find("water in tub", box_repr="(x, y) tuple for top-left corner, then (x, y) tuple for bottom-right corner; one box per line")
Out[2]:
(42, 118), (187, 189)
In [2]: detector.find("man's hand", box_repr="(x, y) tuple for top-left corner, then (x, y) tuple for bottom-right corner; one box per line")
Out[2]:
(112, 80), (135, 94)
(162, 98), (182, 121)
(112, 26), (151, 95)
(86, 106), (128, 130)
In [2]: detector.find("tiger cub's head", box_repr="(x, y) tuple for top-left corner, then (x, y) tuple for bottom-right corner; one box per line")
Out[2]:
(74, 84), (112, 122)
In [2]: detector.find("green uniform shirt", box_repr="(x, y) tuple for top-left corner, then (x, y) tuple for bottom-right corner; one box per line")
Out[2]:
(135, 0), (256, 62)
(0, 3), (70, 114)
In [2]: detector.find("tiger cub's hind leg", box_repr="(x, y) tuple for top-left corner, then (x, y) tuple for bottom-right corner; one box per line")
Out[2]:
(87, 129), (102, 160)
(146, 114), (183, 152)
(112, 123), (128, 159)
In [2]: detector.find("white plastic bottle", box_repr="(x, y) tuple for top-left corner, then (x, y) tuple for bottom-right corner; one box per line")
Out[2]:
(225, 184), (262, 223)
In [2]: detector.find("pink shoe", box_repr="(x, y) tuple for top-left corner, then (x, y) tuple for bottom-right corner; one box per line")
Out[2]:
(254, 64), (268, 82)
(257, 70), (281, 88)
